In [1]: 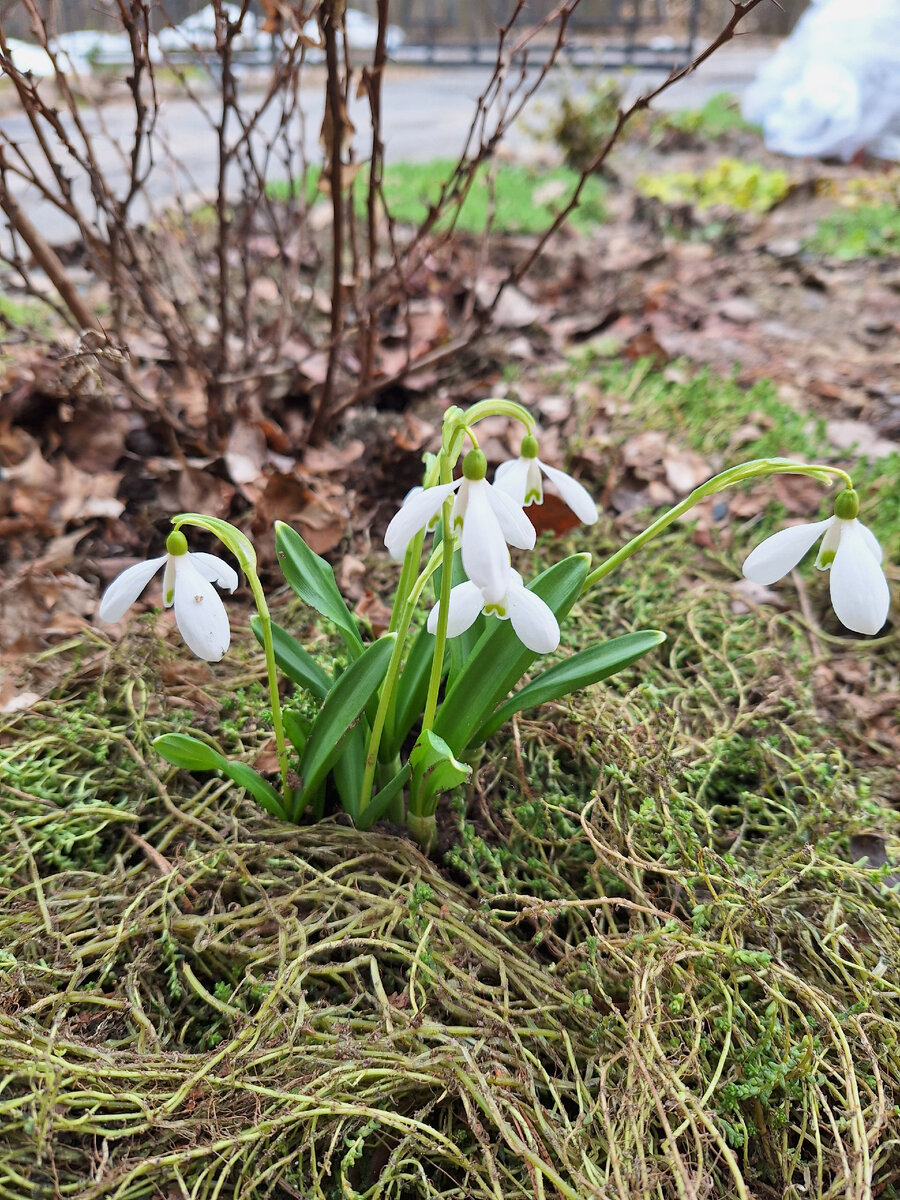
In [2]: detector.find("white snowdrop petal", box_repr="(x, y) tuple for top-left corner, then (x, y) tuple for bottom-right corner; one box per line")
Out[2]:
(162, 556), (176, 607)
(814, 518), (842, 570)
(485, 482), (537, 550)
(172, 556), (231, 661)
(857, 519), (884, 565)
(829, 521), (890, 636)
(742, 518), (833, 586)
(493, 457), (530, 507)
(98, 555), (167, 623)
(461, 482), (511, 605)
(384, 480), (459, 560)
(539, 460), (599, 524)
(190, 552), (239, 592)
(428, 581), (485, 638)
(526, 459), (544, 505)
(506, 581), (560, 654)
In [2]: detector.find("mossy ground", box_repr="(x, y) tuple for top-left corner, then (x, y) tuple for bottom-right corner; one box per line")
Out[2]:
(2, 358), (898, 1198)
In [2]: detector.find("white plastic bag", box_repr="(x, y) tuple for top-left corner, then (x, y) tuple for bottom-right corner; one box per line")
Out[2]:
(742, 0), (900, 160)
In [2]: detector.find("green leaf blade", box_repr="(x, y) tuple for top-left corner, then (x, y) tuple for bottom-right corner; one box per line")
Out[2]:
(472, 629), (666, 743)
(295, 634), (396, 809)
(433, 554), (591, 756)
(153, 733), (286, 819)
(356, 764), (411, 831)
(250, 614), (332, 699)
(275, 521), (364, 658)
(153, 732), (225, 772)
(409, 730), (471, 817)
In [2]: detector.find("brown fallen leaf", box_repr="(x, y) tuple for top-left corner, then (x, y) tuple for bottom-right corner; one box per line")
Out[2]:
(225, 420), (267, 487)
(304, 439), (365, 475)
(354, 591), (391, 639)
(56, 458), (124, 524)
(338, 554), (367, 602)
(730, 577), (791, 614)
(0, 670), (41, 714)
(662, 446), (710, 496)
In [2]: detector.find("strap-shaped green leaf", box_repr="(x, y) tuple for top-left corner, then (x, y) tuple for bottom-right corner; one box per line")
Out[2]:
(294, 634), (396, 808)
(274, 521), (364, 658)
(356, 763), (411, 831)
(282, 708), (310, 755)
(433, 554), (590, 756)
(153, 732), (223, 771)
(439, 538), (484, 681)
(153, 733), (286, 819)
(386, 623), (447, 761)
(250, 614), (332, 699)
(333, 723), (368, 823)
(409, 730), (471, 817)
(471, 629), (666, 745)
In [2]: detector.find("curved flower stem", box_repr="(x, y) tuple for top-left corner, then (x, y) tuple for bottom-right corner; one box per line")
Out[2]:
(441, 398), (533, 464)
(245, 577), (290, 795)
(422, 502), (454, 733)
(172, 514), (290, 797)
(583, 459), (853, 592)
(461, 398), (536, 432)
(389, 530), (426, 635)
(359, 547), (444, 818)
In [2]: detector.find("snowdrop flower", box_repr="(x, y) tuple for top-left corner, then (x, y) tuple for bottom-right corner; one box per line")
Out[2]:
(384, 450), (535, 604)
(494, 435), (599, 525)
(742, 489), (890, 636)
(428, 569), (559, 654)
(99, 530), (238, 660)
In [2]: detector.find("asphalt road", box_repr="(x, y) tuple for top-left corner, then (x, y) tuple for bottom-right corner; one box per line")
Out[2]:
(0, 44), (771, 250)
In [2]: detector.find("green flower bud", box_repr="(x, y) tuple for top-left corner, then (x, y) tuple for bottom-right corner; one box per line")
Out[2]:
(833, 489), (859, 521)
(166, 530), (189, 556)
(520, 434), (539, 460)
(462, 449), (487, 481)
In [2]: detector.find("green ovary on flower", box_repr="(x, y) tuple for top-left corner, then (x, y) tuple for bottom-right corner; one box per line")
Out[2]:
(98, 538), (239, 661)
(743, 508), (889, 636)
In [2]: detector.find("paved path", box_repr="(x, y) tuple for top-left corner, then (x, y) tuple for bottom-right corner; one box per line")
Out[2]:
(0, 41), (773, 249)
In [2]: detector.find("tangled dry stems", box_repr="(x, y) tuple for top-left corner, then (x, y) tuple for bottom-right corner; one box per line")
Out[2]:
(1, 575), (899, 1198)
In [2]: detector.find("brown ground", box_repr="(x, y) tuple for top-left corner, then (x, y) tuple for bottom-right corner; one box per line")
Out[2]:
(1, 115), (897, 678)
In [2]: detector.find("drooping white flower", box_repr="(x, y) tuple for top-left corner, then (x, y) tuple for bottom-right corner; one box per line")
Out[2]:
(384, 479), (461, 561)
(99, 530), (238, 660)
(494, 435), (599, 525)
(450, 471), (535, 604)
(384, 450), (536, 604)
(427, 569), (559, 654)
(742, 491), (889, 636)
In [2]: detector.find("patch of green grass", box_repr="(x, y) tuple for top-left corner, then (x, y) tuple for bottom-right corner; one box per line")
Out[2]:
(637, 157), (789, 213)
(807, 203), (900, 259)
(658, 92), (760, 140)
(0, 290), (55, 334)
(267, 158), (607, 234)
(566, 356), (900, 551)
(380, 159), (606, 234)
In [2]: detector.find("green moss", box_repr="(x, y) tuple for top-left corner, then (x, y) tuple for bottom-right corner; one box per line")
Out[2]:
(807, 203), (900, 259)
(1, 360), (898, 1198)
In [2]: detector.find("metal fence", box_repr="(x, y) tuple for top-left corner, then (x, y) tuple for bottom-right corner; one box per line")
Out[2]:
(390, 0), (702, 68)
(2, 0), (704, 68)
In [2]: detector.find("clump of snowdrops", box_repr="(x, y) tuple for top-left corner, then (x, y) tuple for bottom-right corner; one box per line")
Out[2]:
(100, 398), (891, 851)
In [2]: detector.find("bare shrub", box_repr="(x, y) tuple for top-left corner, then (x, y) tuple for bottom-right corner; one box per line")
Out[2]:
(0, 0), (766, 448)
